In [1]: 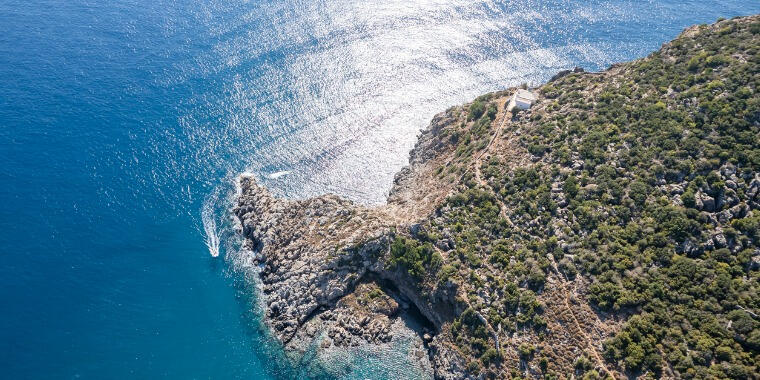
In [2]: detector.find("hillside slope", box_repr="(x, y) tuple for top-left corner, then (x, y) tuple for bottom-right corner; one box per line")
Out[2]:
(235, 15), (760, 379)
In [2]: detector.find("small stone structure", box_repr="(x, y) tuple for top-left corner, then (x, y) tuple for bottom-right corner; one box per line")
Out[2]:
(511, 89), (537, 110)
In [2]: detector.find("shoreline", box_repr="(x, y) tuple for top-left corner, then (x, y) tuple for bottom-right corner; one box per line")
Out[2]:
(231, 15), (760, 379)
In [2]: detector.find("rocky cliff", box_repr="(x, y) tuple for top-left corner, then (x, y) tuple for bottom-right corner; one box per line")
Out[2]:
(235, 15), (760, 379)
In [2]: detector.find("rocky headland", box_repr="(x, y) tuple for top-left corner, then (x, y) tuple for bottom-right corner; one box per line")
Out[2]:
(235, 16), (760, 379)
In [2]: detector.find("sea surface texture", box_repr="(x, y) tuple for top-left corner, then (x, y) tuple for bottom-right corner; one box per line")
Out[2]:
(1, 0), (759, 378)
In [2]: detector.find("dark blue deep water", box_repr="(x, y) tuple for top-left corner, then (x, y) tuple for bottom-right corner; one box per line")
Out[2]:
(2, 1), (759, 378)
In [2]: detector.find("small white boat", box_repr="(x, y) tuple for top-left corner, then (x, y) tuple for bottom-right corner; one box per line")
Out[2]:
(267, 170), (291, 179)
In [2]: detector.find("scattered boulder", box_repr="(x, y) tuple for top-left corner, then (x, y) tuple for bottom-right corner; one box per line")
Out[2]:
(713, 232), (727, 249)
(696, 190), (716, 212)
(549, 66), (585, 82)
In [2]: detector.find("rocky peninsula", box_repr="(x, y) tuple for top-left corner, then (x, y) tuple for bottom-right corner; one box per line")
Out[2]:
(235, 16), (760, 379)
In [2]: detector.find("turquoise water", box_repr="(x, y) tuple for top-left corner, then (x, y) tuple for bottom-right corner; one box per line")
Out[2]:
(1, 1), (759, 378)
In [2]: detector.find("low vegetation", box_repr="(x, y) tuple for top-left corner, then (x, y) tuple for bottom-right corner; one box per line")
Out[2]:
(383, 16), (760, 378)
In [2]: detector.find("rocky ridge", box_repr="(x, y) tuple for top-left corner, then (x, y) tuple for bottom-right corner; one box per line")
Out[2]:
(233, 104), (468, 376)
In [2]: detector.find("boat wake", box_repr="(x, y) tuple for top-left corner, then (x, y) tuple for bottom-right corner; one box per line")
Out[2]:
(200, 173), (252, 261)
(202, 191), (222, 258)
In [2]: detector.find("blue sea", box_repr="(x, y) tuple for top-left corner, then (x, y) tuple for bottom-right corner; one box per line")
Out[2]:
(1, 0), (758, 378)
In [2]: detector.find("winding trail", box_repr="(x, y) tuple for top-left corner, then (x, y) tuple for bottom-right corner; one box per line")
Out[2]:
(467, 93), (615, 377)
(548, 256), (615, 379)
(471, 97), (515, 227)
(470, 97), (514, 187)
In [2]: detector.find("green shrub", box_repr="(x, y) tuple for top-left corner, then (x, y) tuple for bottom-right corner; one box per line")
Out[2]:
(388, 236), (437, 278)
(518, 343), (535, 358)
(480, 348), (500, 365)
(563, 175), (579, 198)
(469, 100), (486, 120)
(486, 103), (497, 120)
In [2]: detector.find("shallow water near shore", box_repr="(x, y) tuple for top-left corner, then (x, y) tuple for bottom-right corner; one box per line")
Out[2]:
(2, 0), (760, 378)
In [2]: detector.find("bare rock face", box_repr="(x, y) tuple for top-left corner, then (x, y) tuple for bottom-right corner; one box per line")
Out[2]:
(232, 105), (467, 377)
(231, 93), (512, 379)
(386, 107), (465, 221)
(234, 176), (438, 377)
(234, 177), (393, 344)
(427, 338), (469, 380)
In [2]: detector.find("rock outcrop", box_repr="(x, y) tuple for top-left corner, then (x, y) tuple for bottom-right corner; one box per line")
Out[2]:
(233, 102), (471, 377)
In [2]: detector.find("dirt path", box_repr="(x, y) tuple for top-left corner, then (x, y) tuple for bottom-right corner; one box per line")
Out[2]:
(434, 100), (515, 356)
(472, 98), (516, 227)
(548, 256), (616, 379)
(433, 93), (617, 376)
(471, 98), (514, 187)
(461, 94), (613, 375)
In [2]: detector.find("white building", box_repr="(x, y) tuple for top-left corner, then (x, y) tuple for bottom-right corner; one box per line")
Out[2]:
(511, 89), (537, 110)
